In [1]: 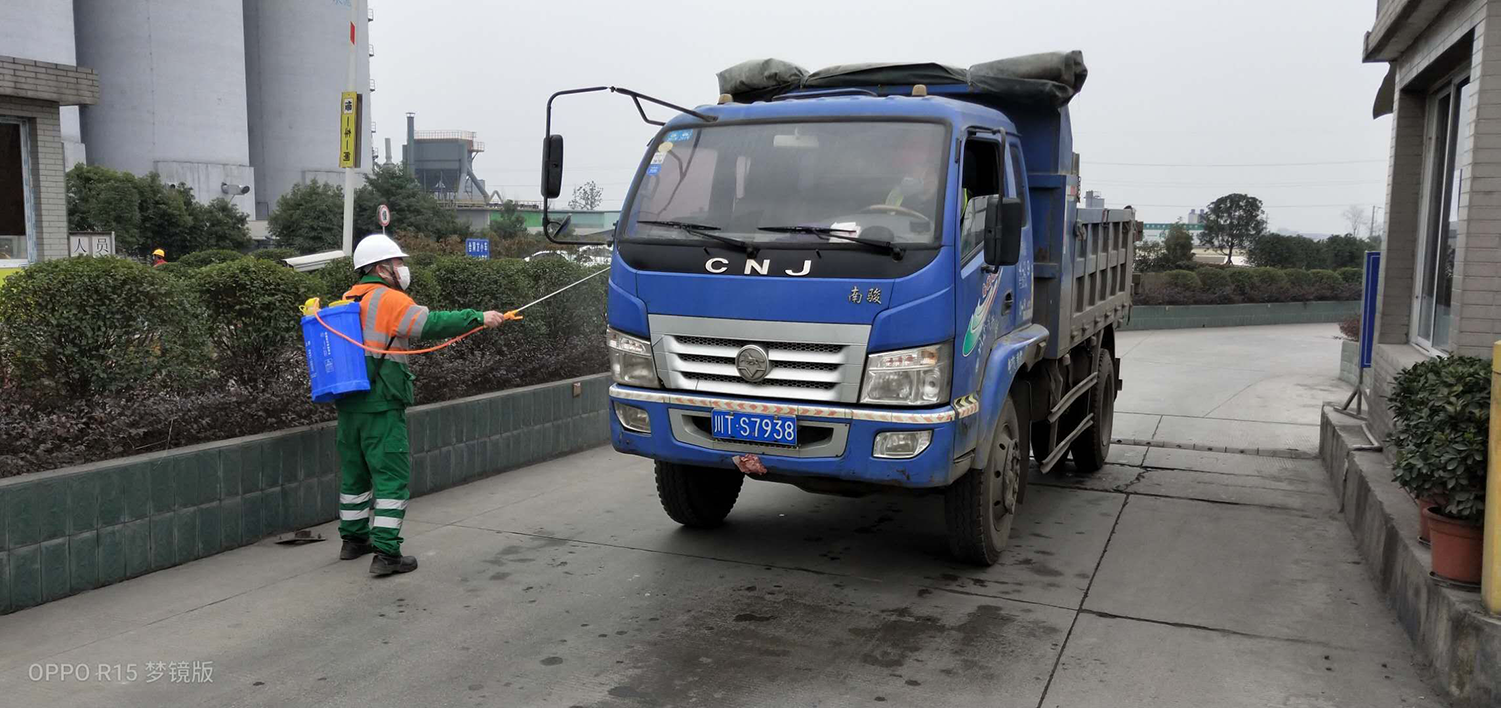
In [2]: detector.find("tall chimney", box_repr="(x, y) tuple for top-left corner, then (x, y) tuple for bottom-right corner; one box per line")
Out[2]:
(404, 112), (416, 174)
(383, 137), (392, 165)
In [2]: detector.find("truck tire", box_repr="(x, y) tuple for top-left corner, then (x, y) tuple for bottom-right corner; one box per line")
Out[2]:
(655, 461), (744, 528)
(1068, 354), (1116, 474)
(945, 398), (1024, 566)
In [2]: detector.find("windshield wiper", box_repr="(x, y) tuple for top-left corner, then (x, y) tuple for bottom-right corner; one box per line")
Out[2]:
(758, 225), (905, 260)
(636, 219), (756, 254)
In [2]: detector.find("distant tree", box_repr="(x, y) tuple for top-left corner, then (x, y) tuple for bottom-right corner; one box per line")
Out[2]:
(1342, 205), (1369, 239)
(1364, 234), (1382, 252)
(1163, 222), (1195, 264)
(268, 180), (344, 254)
(1200, 193), (1267, 264)
(484, 200), (529, 239)
(568, 180), (603, 210)
(1323, 233), (1368, 270)
(354, 162), (468, 238)
(65, 165), (250, 257)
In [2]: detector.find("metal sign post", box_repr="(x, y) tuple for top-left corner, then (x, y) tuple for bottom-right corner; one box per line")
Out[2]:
(1341, 251), (1382, 417)
(338, 0), (359, 256)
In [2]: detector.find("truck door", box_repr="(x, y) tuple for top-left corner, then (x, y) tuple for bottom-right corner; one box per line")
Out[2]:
(953, 135), (1008, 450)
(1005, 139), (1033, 330)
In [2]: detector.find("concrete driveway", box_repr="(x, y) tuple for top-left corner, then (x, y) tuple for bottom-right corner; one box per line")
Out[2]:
(0, 324), (1444, 707)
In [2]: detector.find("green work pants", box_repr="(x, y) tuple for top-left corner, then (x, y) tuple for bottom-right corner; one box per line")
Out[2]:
(335, 408), (410, 556)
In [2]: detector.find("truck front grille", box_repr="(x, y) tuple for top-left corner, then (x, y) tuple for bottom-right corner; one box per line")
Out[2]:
(648, 315), (871, 404)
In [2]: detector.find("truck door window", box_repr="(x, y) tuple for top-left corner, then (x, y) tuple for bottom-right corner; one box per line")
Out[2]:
(959, 139), (1001, 258)
(1006, 144), (1029, 227)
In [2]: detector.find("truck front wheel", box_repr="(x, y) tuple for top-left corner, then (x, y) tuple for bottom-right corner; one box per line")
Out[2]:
(945, 398), (1024, 566)
(1068, 354), (1116, 473)
(655, 461), (744, 528)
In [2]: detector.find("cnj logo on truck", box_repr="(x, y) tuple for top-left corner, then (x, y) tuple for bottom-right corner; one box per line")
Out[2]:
(705, 257), (813, 277)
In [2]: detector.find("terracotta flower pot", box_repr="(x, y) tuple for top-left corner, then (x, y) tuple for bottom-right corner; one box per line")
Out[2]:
(1415, 496), (1431, 545)
(1424, 506), (1483, 585)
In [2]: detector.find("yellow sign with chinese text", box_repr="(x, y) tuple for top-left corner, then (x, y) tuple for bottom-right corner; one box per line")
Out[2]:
(339, 91), (358, 168)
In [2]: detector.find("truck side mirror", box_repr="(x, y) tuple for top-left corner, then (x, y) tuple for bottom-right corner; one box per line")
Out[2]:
(541, 134), (565, 199)
(983, 197), (1024, 267)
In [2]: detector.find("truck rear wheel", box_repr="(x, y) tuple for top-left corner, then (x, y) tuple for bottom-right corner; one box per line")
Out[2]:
(1068, 354), (1116, 473)
(945, 398), (1024, 566)
(655, 461), (744, 528)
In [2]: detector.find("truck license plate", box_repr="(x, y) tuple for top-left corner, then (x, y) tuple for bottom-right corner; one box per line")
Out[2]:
(711, 410), (797, 446)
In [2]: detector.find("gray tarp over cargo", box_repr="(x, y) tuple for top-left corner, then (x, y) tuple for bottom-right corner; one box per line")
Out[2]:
(715, 51), (1088, 108)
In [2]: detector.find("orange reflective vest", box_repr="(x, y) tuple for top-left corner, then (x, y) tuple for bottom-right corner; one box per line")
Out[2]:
(334, 276), (483, 413)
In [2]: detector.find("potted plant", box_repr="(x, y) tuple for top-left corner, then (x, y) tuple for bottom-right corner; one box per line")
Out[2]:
(1388, 355), (1491, 584)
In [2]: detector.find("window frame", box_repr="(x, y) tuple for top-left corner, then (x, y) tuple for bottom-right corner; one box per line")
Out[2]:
(0, 116), (35, 268)
(958, 135), (1003, 261)
(1410, 70), (1470, 354)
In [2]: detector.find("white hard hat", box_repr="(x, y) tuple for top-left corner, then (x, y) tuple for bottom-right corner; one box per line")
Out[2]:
(352, 233), (408, 270)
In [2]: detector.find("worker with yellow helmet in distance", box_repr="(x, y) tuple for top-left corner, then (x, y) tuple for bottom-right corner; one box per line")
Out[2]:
(151, 249), (166, 267)
(337, 233), (511, 576)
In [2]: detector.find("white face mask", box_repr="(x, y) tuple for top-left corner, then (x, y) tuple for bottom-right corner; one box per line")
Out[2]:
(395, 265), (411, 290)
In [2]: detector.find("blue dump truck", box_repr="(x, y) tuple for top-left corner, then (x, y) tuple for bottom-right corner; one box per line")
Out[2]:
(540, 52), (1136, 565)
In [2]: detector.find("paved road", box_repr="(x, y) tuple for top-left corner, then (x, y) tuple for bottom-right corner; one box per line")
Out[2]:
(0, 324), (1444, 707)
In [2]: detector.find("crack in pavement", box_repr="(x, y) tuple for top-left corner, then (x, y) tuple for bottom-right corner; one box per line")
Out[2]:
(1034, 494), (1130, 708)
(1075, 608), (1360, 651)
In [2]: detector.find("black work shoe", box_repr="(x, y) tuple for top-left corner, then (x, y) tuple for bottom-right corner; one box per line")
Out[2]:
(339, 539), (375, 560)
(370, 553), (418, 576)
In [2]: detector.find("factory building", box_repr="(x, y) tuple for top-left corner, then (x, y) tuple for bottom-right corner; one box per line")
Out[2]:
(0, 0), (375, 265)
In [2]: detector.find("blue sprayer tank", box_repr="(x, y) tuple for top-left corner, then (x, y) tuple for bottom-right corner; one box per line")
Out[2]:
(302, 301), (369, 403)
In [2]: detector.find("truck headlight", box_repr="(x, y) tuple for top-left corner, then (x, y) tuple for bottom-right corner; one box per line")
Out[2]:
(860, 343), (951, 405)
(607, 328), (658, 388)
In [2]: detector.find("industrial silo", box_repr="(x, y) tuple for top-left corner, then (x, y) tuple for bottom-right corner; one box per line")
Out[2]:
(73, 0), (255, 213)
(243, 0), (372, 221)
(0, 0), (86, 167)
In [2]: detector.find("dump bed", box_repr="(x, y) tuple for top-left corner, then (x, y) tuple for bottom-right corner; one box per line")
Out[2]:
(1035, 207), (1137, 359)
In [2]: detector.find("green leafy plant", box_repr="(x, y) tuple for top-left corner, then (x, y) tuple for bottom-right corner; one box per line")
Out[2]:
(0, 256), (209, 400)
(1163, 270), (1201, 291)
(191, 259), (316, 387)
(177, 249), (246, 268)
(251, 248), (298, 262)
(1196, 268), (1230, 292)
(1337, 267), (1363, 285)
(1388, 355), (1491, 522)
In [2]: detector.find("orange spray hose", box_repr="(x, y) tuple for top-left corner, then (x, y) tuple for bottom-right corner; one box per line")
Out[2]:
(312, 309), (519, 356)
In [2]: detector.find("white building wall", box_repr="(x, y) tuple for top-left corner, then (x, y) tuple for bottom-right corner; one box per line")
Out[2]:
(73, 0), (255, 213)
(0, 0), (84, 166)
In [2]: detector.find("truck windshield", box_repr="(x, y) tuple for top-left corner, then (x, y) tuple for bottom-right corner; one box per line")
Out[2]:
(624, 121), (946, 247)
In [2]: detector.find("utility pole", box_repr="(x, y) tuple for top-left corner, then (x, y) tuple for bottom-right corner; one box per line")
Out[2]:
(340, 0), (358, 256)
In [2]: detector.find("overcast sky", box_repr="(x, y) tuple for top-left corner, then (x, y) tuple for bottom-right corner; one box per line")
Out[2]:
(371, 0), (1390, 236)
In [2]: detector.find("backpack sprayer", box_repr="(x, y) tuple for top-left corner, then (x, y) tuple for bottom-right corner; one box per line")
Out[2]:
(300, 267), (609, 402)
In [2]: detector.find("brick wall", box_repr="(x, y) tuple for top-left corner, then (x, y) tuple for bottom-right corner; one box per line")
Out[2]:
(0, 56), (96, 265)
(0, 373), (611, 615)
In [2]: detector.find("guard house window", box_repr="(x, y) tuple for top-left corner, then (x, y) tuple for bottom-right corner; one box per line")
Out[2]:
(959, 138), (1001, 258)
(1413, 75), (1471, 352)
(0, 118), (32, 265)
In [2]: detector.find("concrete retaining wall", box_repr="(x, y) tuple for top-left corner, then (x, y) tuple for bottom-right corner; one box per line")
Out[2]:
(0, 373), (611, 615)
(1122, 301), (1358, 331)
(1339, 339), (1359, 385)
(1320, 409), (1501, 708)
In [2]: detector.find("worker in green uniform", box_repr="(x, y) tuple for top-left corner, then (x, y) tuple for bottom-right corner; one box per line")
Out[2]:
(336, 234), (511, 576)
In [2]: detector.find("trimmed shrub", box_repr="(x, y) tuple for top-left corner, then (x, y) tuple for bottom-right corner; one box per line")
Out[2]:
(1308, 269), (1342, 298)
(1338, 315), (1360, 341)
(251, 247), (298, 262)
(1227, 268), (1255, 295)
(1249, 267), (1288, 290)
(1283, 268), (1313, 289)
(1388, 355), (1490, 521)
(1196, 268), (1231, 292)
(310, 256), (360, 303)
(1163, 270), (1201, 291)
(177, 248), (246, 268)
(192, 259), (317, 386)
(0, 257), (208, 400)
(1337, 267), (1362, 284)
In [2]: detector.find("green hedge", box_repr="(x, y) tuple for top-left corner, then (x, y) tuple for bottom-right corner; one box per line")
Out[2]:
(1138, 266), (1361, 306)
(0, 254), (608, 473)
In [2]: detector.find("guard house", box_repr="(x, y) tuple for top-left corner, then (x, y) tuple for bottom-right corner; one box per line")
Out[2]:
(0, 55), (99, 273)
(1363, 0), (1501, 437)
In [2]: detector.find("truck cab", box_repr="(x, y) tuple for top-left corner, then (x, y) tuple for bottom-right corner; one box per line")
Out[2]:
(545, 54), (1134, 565)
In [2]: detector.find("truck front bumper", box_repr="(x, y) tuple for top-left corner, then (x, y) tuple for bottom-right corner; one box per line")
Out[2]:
(608, 385), (973, 489)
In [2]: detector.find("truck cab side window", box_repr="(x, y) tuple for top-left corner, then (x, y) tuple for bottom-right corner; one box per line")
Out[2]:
(959, 139), (1001, 258)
